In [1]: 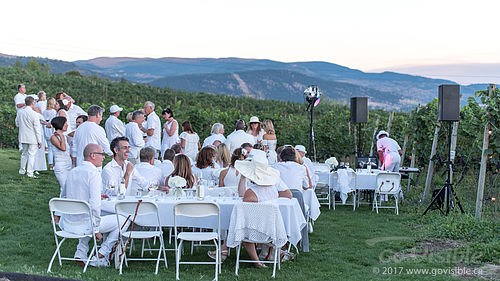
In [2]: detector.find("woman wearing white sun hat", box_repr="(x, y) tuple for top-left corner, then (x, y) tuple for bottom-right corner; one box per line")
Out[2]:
(246, 116), (266, 144)
(376, 130), (402, 172)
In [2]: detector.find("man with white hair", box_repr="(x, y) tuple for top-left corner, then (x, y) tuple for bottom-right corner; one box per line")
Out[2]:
(125, 110), (146, 164)
(73, 105), (112, 166)
(202, 123), (226, 147)
(14, 84), (27, 111)
(376, 130), (402, 172)
(15, 96), (42, 178)
(60, 143), (128, 267)
(105, 105), (125, 143)
(225, 120), (255, 153)
(141, 101), (161, 156)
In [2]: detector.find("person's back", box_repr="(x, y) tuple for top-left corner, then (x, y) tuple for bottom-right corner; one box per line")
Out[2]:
(105, 115), (125, 143)
(129, 162), (162, 195)
(273, 161), (309, 191)
(158, 159), (174, 185)
(74, 121), (103, 166)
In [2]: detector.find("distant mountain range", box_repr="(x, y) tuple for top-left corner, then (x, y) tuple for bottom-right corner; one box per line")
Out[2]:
(0, 53), (489, 111)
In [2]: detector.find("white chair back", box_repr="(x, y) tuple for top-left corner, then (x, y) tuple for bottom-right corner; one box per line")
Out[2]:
(115, 201), (158, 216)
(49, 198), (92, 215)
(376, 172), (401, 194)
(174, 202), (219, 218)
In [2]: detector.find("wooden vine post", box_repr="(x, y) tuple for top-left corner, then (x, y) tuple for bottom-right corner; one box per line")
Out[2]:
(401, 111), (414, 164)
(387, 111), (394, 134)
(369, 117), (380, 156)
(423, 123), (441, 201)
(475, 84), (495, 219)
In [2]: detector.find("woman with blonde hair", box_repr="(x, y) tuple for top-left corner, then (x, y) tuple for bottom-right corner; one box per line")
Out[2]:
(216, 143), (230, 168)
(246, 116), (265, 144)
(262, 119), (277, 151)
(218, 148), (245, 187)
(166, 154), (198, 189)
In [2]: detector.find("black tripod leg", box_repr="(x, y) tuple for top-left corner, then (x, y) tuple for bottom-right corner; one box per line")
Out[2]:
(422, 187), (445, 216)
(450, 186), (465, 213)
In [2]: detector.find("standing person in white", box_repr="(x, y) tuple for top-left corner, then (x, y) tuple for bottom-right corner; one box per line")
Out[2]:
(376, 130), (402, 172)
(202, 123), (226, 147)
(225, 120), (255, 153)
(160, 108), (179, 157)
(60, 144), (128, 267)
(179, 120), (200, 162)
(64, 96), (87, 134)
(14, 84), (27, 112)
(142, 101), (161, 156)
(50, 116), (73, 195)
(15, 96), (42, 178)
(73, 105), (112, 166)
(125, 110), (146, 164)
(35, 91), (47, 112)
(105, 105), (125, 143)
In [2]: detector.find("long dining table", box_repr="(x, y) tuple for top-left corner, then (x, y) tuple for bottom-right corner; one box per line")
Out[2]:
(101, 196), (307, 246)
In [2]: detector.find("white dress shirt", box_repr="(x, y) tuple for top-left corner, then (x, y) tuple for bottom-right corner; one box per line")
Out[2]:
(125, 122), (145, 159)
(36, 100), (47, 112)
(157, 160), (175, 185)
(273, 161), (309, 191)
(15, 106), (42, 145)
(14, 93), (26, 111)
(202, 134), (226, 147)
(129, 162), (163, 195)
(66, 104), (87, 133)
(145, 111), (161, 151)
(105, 115), (126, 143)
(60, 161), (102, 232)
(101, 158), (148, 195)
(225, 130), (255, 153)
(73, 121), (112, 166)
(377, 137), (401, 154)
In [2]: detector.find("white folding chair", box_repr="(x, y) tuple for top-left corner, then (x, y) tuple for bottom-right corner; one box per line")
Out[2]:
(47, 198), (98, 273)
(373, 172), (402, 215)
(332, 170), (357, 211)
(226, 202), (288, 278)
(115, 201), (168, 274)
(174, 202), (220, 281)
(314, 169), (331, 209)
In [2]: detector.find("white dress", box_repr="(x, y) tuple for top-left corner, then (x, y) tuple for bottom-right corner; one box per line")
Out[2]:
(248, 183), (279, 203)
(33, 112), (47, 171)
(161, 119), (179, 156)
(53, 134), (72, 195)
(43, 109), (57, 166)
(179, 131), (199, 161)
(266, 139), (277, 151)
(223, 167), (241, 187)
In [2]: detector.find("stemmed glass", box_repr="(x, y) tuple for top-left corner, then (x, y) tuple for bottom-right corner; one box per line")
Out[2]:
(148, 183), (159, 197)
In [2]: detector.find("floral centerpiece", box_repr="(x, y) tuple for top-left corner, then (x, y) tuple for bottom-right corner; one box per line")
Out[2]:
(168, 176), (187, 199)
(325, 157), (339, 171)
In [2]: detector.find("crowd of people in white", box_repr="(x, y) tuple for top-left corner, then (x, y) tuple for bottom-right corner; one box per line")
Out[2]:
(14, 84), (318, 268)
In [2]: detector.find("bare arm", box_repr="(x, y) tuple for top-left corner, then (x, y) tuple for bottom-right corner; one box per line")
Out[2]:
(238, 175), (247, 197)
(219, 169), (228, 187)
(165, 120), (177, 136)
(51, 133), (66, 151)
(278, 189), (293, 199)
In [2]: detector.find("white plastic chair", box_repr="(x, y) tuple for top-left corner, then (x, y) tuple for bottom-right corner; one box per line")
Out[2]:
(47, 198), (98, 273)
(174, 202), (221, 281)
(115, 201), (168, 274)
(373, 172), (402, 215)
(332, 170), (357, 211)
(226, 202), (288, 278)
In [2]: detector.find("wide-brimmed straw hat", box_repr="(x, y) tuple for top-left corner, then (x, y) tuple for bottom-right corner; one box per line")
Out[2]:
(249, 116), (261, 123)
(235, 149), (280, 185)
(376, 130), (389, 140)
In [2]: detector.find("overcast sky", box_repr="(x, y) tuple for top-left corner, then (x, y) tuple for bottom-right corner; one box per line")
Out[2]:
(1, 0), (499, 83)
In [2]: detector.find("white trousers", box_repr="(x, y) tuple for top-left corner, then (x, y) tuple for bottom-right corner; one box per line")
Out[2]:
(73, 215), (129, 259)
(46, 137), (55, 165)
(20, 143), (38, 176)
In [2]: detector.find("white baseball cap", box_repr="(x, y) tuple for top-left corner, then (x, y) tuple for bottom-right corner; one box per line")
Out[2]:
(110, 105), (123, 113)
(295, 145), (307, 153)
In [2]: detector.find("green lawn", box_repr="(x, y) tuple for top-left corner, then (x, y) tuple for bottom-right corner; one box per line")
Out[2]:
(0, 149), (496, 281)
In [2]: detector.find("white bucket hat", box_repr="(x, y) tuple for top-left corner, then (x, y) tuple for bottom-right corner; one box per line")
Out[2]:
(110, 105), (123, 113)
(376, 130), (389, 140)
(235, 149), (280, 185)
(249, 116), (260, 123)
(295, 145), (307, 154)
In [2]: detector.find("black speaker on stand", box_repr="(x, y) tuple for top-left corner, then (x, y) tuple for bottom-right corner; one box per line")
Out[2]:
(423, 85), (464, 216)
(350, 97), (368, 159)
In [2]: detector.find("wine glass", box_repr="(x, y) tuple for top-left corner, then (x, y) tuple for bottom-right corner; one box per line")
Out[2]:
(148, 183), (159, 197)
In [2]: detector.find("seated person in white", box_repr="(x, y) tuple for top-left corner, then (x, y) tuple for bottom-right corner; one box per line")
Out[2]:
(125, 110), (146, 164)
(225, 119), (255, 153)
(158, 148), (175, 186)
(101, 137), (148, 196)
(202, 123), (226, 147)
(219, 148), (245, 187)
(60, 144), (129, 267)
(295, 144), (315, 186)
(192, 146), (219, 181)
(376, 130), (402, 172)
(273, 146), (312, 192)
(166, 154), (198, 189)
(129, 147), (166, 196)
(215, 143), (231, 168)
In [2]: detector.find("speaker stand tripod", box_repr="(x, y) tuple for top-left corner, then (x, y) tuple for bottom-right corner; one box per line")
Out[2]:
(422, 121), (464, 216)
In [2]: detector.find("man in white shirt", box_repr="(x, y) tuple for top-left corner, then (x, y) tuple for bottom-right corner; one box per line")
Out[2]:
(202, 123), (226, 147)
(105, 105), (126, 143)
(130, 147), (164, 196)
(73, 105), (112, 166)
(273, 147), (311, 191)
(35, 91), (47, 112)
(60, 144), (128, 267)
(14, 84), (27, 112)
(158, 148), (175, 186)
(64, 96), (87, 134)
(295, 144), (316, 186)
(141, 101), (161, 156)
(101, 137), (148, 196)
(225, 120), (255, 153)
(125, 110), (146, 164)
(376, 130), (402, 172)
(15, 96), (42, 178)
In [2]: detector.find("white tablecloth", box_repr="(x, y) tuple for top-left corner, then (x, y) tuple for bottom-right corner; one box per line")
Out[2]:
(355, 170), (381, 190)
(302, 189), (321, 220)
(101, 196), (307, 246)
